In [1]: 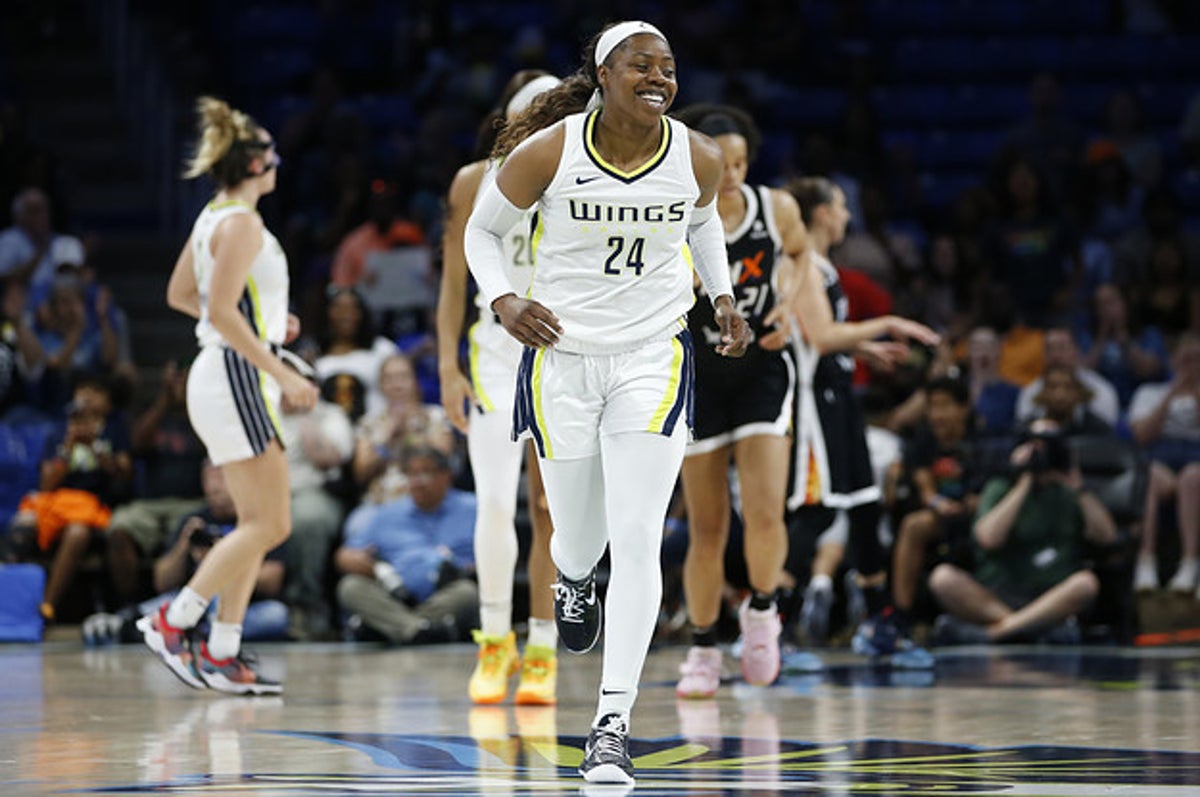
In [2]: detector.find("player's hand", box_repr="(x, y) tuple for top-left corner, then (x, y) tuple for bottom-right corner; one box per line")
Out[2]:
(439, 369), (476, 434)
(887, 316), (941, 347)
(758, 303), (793, 351)
(857, 340), (910, 372)
(713, 295), (751, 357)
(278, 368), (318, 412)
(492, 294), (562, 349)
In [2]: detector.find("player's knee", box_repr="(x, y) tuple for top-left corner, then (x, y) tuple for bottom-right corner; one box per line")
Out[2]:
(1068, 570), (1100, 602)
(927, 562), (961, 596)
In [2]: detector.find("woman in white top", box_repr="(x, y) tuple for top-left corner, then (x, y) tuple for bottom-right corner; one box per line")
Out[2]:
(438, 70), (562, 707)
(465, 21), (750, 786)
(314, 286), (399, 418)
(138, 97), (318, 696)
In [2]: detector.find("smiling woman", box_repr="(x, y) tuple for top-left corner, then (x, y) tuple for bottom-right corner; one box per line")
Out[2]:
(464, 19), (751, 788)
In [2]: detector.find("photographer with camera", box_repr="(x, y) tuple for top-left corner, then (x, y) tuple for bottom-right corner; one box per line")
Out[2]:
(82, 460), (288, 645)
(927, 419), (1117, 645)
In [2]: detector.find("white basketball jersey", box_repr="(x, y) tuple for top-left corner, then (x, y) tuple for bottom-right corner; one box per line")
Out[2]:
(189, 200), (290, 349)
(473, 160), (538, 328)
(531, 110), (699, 353)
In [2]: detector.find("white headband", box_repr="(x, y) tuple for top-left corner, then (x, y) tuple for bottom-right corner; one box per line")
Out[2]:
(594, 21), (667, 67)
(505, 75), (562, 119)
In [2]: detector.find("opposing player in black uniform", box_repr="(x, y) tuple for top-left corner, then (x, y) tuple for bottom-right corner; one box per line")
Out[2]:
(788, 177), (939, 661)
(672, 105), (809, 696)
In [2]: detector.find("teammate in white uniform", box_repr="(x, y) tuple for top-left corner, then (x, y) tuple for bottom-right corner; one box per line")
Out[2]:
(465, 22), (750, 786)
(437, 70), (562, 706)
(137, 97), (318, 695)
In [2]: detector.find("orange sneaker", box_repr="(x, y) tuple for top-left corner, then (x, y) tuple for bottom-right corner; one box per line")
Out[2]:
(514, 644), (557, 705)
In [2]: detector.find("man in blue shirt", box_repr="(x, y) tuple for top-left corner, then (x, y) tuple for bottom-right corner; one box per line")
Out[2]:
(334, 446), (478, 643)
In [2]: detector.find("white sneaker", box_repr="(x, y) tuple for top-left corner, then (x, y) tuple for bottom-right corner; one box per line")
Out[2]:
(1134, 557), (1159, 593)
(1167, 559), (1199, 593)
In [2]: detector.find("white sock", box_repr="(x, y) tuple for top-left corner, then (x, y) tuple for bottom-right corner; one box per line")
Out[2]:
(809, 573), (833, 593)
(207, 621), (243, 661)
(595, 687), (636, 728)
(526, 617), (557, 650)
(469, 409), (523, 638)
(165, 587), (209, 630)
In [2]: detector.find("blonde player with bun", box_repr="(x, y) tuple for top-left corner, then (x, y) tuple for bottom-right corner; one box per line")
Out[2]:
(438, 70), (562, 706)
(466, 21), (751, 785)
(137, 97), (318, 695)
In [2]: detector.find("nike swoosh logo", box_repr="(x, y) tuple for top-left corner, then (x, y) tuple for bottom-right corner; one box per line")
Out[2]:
(575, 175), (602, 185)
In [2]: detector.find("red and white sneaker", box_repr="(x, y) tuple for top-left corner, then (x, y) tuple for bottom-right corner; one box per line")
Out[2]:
(196, 643), (283, 696)
(136, 605), (205, 690)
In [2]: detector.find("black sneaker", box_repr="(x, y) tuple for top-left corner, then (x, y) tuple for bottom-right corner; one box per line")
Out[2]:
(553, 569), (601, 654)
(579, 712), (634, 784)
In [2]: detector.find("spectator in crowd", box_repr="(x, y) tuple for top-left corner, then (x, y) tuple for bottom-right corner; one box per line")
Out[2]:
(1129, 236), (1200, 339)
(277, 375), (355, 639)
(34, 276), (122, 412)
(1029, 365), (1113, 436)
(905, 233), (976, 342)
(929, 420), (1117, 645)
(103, 361), (206, 606)
(871, 377), (983, 655)
(334, 446), (477, 644)
(985, 155), (1077, 327)
(1112, 187), (1200, 289)
(329, 179), (425, 289)
(82, 460), (288, 645)
(0, 277), (44, 422)
(0, 188), (85, 292)
(1100, 89), (1163, 190)
(965, 326), (1021, 436)
(313, 286), (399, 417)
(29, 240), (137, 389)
(1129, 332), (1200, 593)
(976, 283), (1045, 389)
(12, 388), (132, 621)
(1016, 327), (1120, 427)
(1078, 141), (1144, 244)
(1078, 283), (1168, 408)
(347, 353), (454, 534)
(1002, 73), (1083, 196)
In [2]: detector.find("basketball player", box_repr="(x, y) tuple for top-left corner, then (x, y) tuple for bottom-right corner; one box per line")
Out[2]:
(438, 70), (562, 706)
(669, 104), (808, 696)
(465, 22), (751, 785)
(787, 177), (938, 659)
(137, 97), (318, 694)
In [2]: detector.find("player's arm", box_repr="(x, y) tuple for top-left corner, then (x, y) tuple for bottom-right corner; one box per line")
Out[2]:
(688, 130), (749, 357)
(436, 160), (486, 432)
(466, 124), (564, 348)
(792, 254), (940, 356)
(760, 189), (809, 349)
(166, 235), (201, 320)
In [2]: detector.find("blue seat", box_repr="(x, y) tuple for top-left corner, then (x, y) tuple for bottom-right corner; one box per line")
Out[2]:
(0, 422), (57, 531)
(872, 86), (951, 127)
(917, 130), (1006, 170)
(234, 48), (315, 90)
(356, 94), (419, 134)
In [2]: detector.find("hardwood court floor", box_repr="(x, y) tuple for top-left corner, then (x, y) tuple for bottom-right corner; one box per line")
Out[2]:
(2, 639), (1199, 795)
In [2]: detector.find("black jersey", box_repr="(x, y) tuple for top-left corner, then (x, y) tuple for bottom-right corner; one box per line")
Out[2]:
(789, 251), (879, 510)
(689, 185), (783, 369)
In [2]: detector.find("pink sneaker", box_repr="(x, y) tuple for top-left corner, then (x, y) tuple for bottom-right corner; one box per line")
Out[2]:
(738, 600), (781, 686)
(676, 646), (723, 699)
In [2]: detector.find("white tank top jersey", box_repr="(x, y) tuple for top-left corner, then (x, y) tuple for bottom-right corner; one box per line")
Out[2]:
(531, 110), (699, 354)
(189, 200), (290, 349)
(473, 160), (538, 328)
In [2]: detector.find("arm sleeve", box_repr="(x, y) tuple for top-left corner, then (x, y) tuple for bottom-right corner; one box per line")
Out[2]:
(464, 180), (529, 309)
(686, 200), (735, 304)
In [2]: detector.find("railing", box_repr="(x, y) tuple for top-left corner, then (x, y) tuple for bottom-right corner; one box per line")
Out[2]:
(87, 0), (184, 233)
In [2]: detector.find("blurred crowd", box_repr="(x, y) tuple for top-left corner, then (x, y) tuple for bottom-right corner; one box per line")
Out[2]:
(0, 0), (1197, 648)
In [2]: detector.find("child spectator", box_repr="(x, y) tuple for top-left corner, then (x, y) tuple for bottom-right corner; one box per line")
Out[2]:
(13, 388), (132, 620)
